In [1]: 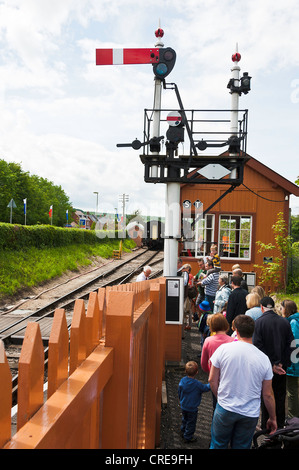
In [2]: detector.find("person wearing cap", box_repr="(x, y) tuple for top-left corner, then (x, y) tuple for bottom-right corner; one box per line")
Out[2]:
(197, 300), (212, 348)
(253, 296), (295, 430)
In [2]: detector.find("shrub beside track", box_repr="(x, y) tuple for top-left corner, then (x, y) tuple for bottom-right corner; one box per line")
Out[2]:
(0, 223), (136, 299)
(0, 222), (126, 249)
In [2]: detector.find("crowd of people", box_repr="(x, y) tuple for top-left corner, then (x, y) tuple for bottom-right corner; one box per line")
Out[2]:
(177, 248), (299, 449)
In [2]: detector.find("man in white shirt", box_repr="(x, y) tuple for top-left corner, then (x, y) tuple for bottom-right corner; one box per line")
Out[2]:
(136, 265), (151, 282)
(208, 315), (277, 449)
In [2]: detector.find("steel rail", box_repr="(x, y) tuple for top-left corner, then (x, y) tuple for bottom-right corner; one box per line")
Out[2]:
(0, 249), (161, 341)
(7, 249), (163, 404)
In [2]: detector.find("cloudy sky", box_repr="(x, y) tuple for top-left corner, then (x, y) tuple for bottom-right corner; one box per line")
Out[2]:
(0, 0), (299, 218)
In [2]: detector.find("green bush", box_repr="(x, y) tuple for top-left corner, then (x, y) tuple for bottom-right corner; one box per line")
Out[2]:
(287, 241), (299, 294)
(0, 223), (126, 249)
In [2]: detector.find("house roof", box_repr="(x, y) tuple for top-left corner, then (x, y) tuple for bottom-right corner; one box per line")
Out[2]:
(181, 152), (299, 197)
(245, 155), (299, 197)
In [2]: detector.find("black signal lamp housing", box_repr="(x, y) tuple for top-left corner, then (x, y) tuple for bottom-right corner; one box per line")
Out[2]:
(227, 72), (252, 95)
(153, 48), (176, 79)
(240, 72), (251, 94)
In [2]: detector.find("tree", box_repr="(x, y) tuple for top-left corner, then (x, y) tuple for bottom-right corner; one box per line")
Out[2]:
(254, 212), (295, 291)
(292, 177), (299, 242)
(0, 159), (73, 226)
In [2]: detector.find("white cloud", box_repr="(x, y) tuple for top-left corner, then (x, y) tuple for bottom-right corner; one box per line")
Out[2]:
(0, 0), (298, 219)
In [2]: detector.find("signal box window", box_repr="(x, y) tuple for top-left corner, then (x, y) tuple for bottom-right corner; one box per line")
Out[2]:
(219, 215), (252, 259)
(182, 214), (215, 257)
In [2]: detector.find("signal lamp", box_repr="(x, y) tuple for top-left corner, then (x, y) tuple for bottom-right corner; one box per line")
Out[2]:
(227, 72), (252, 95)
(153, 48), (176, 79)
(240, 72), (251, 94)
(166, 125), (184, 144)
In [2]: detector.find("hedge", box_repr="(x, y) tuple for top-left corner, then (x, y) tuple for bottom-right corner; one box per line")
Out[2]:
(0, 223), (127, 249)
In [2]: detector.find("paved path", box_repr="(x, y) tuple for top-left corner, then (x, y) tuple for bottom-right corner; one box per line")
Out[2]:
(159, 325), (213, 450)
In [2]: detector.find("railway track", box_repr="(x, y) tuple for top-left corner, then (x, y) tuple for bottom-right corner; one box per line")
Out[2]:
(0, 247), (164, 405)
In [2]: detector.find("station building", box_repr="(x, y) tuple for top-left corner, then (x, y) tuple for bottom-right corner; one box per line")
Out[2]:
(179, 152), (299, 291)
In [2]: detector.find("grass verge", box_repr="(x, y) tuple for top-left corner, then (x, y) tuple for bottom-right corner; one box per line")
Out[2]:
(272, 292), (299, 307)
(0, 239), (136, 299)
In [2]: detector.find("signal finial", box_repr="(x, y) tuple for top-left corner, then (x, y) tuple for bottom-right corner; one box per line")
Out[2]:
(155, 28), (164, 38)
(155, 20), (164, 47)
(232, 43), (241, 62)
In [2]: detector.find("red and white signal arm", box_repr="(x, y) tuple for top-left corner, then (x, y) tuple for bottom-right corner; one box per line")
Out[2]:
(96, 48), (160, 65)
(166, 111), (182, 127)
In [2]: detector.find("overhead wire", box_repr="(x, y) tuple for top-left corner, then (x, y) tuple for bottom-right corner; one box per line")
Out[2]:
(241, 183), (287, 203)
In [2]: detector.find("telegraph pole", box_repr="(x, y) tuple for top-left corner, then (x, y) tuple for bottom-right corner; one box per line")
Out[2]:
(93, 191), (99, 219)
(119, 193), (129, 236)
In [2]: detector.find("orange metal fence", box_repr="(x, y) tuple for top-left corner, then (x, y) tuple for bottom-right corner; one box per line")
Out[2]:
(0, 277), (166, 449)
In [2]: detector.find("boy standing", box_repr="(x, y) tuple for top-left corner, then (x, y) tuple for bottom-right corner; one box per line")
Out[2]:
(209, 244), (221, 271)
(178, 361), (211, 443)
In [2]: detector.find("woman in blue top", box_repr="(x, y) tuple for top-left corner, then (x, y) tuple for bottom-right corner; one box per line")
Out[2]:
(245, 292), (263, 321)
(281, 299), (299, 418)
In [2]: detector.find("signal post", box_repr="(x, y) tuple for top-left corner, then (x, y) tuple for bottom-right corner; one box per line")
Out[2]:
(95, 28), (251, 361)
(96, 28), (179, 277)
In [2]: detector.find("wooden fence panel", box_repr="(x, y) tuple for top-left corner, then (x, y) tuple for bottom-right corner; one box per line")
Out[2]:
(97, 287), (105, 339)
(47, 309), (69, 398)
(86, 291), (100, 356)
(101, 290), (134, 449)
(144, 283), (161, 448)
(17, 322), (44, 430)
(70, 299), (86, 374)
(5, 345), (113, 449)
(155, 278), (166, 446)
(129, 301), (151, 448)
(2, 276), (167, 449)
(0, 340), (12, 447)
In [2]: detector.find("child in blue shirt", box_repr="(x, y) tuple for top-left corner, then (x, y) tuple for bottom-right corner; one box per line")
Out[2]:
(178, 361), (211, 443)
